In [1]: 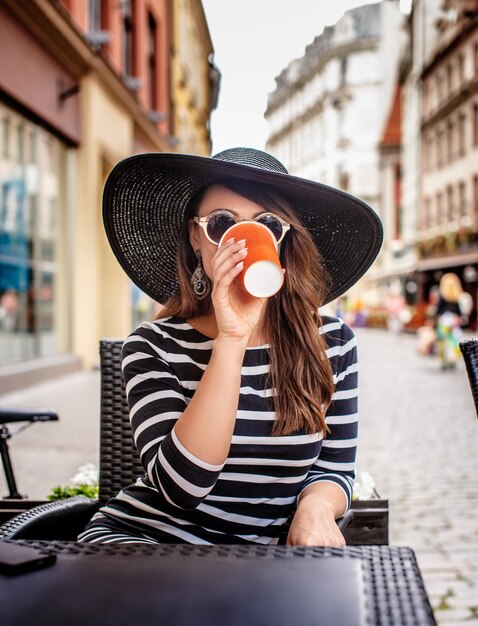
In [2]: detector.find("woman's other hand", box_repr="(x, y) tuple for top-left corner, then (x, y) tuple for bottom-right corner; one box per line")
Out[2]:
(286, 497), (346, 547)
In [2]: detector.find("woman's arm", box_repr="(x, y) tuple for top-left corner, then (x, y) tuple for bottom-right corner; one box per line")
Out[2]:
(175, 238), (266, 465)
(286, 482), (347, 546)
(123, 239), (266, 509)
(174, 336), (248, 465)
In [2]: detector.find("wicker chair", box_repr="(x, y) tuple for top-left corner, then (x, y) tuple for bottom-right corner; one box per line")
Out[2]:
(0, 340), (135, 540)
(460, 339), (478, 418)
(0, 340), (385, 543)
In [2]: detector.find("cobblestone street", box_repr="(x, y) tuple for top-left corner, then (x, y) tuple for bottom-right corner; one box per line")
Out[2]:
(1, 326), (478, 624)
(356, 327), (478, 625)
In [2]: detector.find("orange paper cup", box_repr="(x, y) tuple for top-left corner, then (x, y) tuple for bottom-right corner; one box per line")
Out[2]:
(219, 221), (284, 298)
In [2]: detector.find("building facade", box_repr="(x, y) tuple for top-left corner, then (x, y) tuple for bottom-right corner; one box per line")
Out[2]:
(417, 0), (478, 326)
(0, 0), (217, 392)
(170, 0), (220, 155)
(265, 1), (404, 306)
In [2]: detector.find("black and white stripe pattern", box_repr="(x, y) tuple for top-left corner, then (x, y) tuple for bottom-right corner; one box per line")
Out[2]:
(79, 315), (358, 545)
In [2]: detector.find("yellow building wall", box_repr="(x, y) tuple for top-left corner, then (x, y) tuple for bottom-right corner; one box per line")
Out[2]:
(73, 74), (134, 368)
(171, 0), (213, 156)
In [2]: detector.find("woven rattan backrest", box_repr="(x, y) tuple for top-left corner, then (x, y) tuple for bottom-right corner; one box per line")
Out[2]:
(99, 339), (143, 504)
(460, 339), (478, 419)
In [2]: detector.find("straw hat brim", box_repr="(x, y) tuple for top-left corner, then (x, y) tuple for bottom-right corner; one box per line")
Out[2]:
(103, 151), (383, 305)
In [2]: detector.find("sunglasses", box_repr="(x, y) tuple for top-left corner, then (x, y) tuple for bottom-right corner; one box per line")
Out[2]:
(193, 210), (291, 245)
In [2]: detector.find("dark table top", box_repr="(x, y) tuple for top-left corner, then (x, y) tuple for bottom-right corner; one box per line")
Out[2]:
(0, 542), (436, 626)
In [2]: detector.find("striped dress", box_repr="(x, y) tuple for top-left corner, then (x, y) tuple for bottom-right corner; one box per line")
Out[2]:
(79, 315), (358, 545)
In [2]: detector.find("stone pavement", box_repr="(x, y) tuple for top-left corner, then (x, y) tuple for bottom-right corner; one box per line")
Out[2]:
(1, 328), (478, 624)
(355, 327), (478, 626)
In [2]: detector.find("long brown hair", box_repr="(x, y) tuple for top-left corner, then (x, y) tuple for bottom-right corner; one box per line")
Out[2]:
(159, 179), (334, 436)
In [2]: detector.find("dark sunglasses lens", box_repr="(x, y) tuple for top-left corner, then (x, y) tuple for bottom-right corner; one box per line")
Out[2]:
(207, 213), (236, 243)
(257, 215), (283, 241)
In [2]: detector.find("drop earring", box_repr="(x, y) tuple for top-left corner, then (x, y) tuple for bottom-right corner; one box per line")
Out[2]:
(191, 250), (210, 299)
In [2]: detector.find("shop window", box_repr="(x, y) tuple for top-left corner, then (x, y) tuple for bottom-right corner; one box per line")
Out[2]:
(0, 113), (66, 367)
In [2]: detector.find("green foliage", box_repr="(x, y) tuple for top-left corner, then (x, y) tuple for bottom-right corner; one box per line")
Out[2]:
(47, 483), (99, 501)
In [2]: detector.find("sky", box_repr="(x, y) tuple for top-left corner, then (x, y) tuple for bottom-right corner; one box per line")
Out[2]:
(201, 0), (411, 154)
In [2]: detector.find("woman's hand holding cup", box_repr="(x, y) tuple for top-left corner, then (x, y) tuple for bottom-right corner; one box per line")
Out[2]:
(211, 221), (285, 344)
(211, 236), (266, 344)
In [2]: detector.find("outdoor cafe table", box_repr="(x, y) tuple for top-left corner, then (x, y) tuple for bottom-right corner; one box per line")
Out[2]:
(0, 541), (436, 626)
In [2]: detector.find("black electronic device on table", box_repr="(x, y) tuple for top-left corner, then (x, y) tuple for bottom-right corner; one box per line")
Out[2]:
(0, 541), (56, 575)
(0, 546), (365, 626)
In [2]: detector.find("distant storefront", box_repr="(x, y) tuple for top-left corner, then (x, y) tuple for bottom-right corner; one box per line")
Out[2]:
(0, 102), (71, 366)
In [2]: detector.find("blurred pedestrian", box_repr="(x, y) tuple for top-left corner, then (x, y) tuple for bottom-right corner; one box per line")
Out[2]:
(385, 283), (406, 335)
(435, 273), (464, 369)
(0, 288), (19, 332)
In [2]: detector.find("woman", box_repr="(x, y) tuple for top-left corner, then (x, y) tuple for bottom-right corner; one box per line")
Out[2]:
(79, 148), (383, 546)
(435, 273), (465, 369)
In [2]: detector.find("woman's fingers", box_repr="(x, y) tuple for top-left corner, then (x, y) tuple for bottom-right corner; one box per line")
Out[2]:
(212, 239), (248, 288)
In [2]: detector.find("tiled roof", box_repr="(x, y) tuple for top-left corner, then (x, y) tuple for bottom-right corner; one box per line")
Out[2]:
(380, 85), (401, 146)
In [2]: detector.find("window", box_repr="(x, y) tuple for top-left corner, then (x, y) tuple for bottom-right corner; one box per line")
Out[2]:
(424, 197), (431, 229)
(394, 164), (402, 238)
(0, 119), (66, 366)
(458, 112), (466, 157)
(340, 57), (348, 86)
(437, 127), (444, 167)
(428, 133), (434, 170)
(458, 52), (465, 84)
(436, 192), (443, 225)
(89, 0), (103, 32)
(1, 116), (10, 158)
(447, 185), (455, 222)
(339, 170), (349, 192)
(122, 1), (134, 78)
(437, 74), (443, 103)
(447, 63), (453, 96)
(147, 12), (157, 110)
(474, 102), (478, 147)
(29, 128), (37, 163)
(459, 181), (467, 218)
(16, 124), (24, 164)
(474, 175), (478, 223)
(423, 80), (429, 112)
(423, 134), (429, 170)
(447, 119), (454, 161)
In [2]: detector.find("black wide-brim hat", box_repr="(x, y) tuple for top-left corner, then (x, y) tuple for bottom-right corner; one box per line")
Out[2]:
(103, 147), (383, 305)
